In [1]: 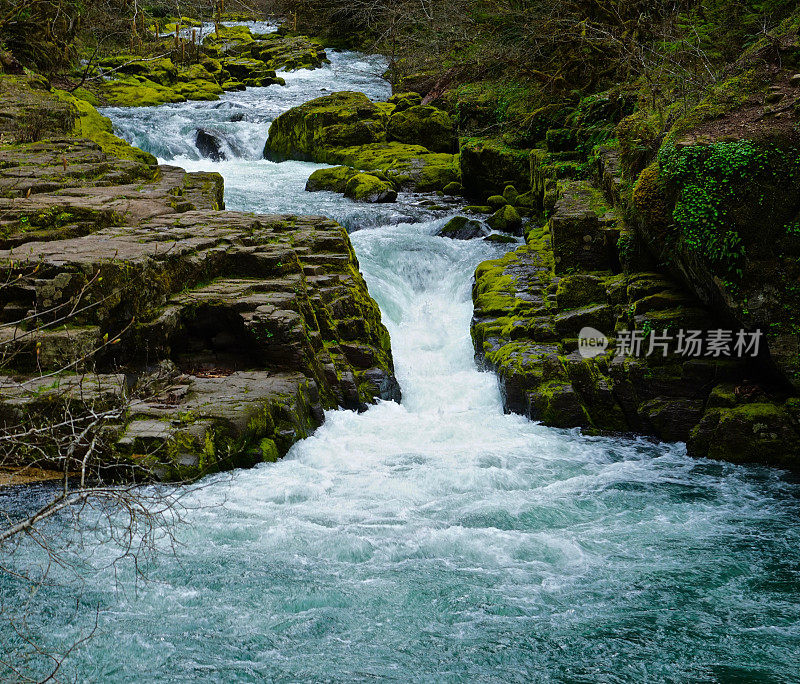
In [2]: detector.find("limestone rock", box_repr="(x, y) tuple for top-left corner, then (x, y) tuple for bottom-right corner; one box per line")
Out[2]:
(0, 73), (399, 482)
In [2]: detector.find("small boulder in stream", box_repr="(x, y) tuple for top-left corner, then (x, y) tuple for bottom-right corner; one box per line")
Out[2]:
(344, 173), (398, 203)
(196, 128), (226, 161)
(437, 216), (489, 240)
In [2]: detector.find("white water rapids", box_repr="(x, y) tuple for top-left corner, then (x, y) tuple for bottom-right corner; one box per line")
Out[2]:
(1, 44), (798, 682)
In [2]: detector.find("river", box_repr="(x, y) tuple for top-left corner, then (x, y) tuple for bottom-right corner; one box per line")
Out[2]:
(3, 43), (800, 682)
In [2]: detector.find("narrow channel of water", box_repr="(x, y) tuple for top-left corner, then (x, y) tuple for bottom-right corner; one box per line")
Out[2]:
(2, 45), (799, 682)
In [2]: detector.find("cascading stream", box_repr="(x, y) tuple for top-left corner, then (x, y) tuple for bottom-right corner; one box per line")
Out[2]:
(3, 45), (798, 681)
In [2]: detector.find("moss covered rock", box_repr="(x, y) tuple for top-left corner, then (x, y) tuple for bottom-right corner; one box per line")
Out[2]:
(388, 91), (423, 111)
(223, 58), (285, 87)
(319, 142), (460, 193)
(486, 205), (522, 234)
(264, 91), (389, 162)
(60, 91), (157, 166)
(344, 173), (397, 203)
(460, 137), (532, 199)
(263, 91), (461, 192)
(387, 105), (456, 153)
(689, 403), (800, 469)
(305, 165), (359, 193)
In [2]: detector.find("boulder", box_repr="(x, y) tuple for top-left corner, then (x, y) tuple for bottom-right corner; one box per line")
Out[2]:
(486, 205), (522, 234)
(344, 173), (397, 203)
(323, 142), (459, 193)
(486, 195), (508, 209)
(196, 129), (225, 161)
(264, 91), (389, 162)
(502, 184), (519, 205)
(388, 92), (423, 111)
(305, 165), (359, 193)
(437, 216), (489, 240)
(689, 403), (800, 469)
(222, 58), (284, 87)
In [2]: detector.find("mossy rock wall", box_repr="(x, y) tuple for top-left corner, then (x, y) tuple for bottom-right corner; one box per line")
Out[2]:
(459, 137), (531, 199)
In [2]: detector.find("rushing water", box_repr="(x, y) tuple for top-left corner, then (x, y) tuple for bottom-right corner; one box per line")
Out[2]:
(3, 48), (800, 682)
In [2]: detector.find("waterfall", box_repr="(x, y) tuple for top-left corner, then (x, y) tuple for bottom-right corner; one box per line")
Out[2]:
(4, 44), (799, 683)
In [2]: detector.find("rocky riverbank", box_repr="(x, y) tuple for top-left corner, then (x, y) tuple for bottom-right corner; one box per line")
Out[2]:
(0, 72), (398, 483)
(463, 68), (800, 470)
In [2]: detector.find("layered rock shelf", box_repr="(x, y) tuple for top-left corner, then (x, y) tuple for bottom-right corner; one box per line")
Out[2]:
(0, 73), (399, 482)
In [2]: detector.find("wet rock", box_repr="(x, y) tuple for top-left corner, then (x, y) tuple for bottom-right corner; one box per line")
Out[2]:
(437, 216), (489, 240)
(484, 233), (518, 244)
(0, 74), (399, 482)
(469, 219), (793, 466)
(264, 91), (389, 161)
(305, 165), (359, 193)
(689, 403), (800, 469)
(263, 92), (460, 193)
(195, 128), (226, 161)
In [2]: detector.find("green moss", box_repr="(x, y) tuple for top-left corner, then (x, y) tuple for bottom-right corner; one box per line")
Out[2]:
(632, 162), (670, 230)
(306, 165), (359, 193)
(555, 275), (606, 310)
(388, 92), (422, 111)
(56, 90), (157, 165)
(616, 109), (665, 178)
(98, 75), (187, 107)
(486, 204), (522, 234)
(386, 104), (455, 153)
(459, 136), (531, 198)
(690, 402), (800, 468)
(343, 173), (397, 203)
(666, 69), (768, 142)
